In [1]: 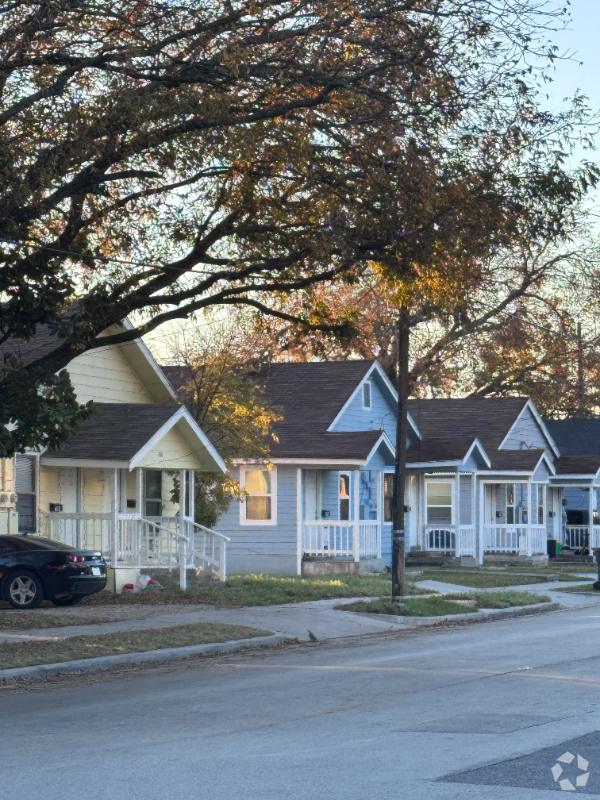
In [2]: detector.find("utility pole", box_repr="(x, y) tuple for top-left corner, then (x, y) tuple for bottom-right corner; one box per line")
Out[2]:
(392, 306), (410, 598)
(577, 321), (585, 416)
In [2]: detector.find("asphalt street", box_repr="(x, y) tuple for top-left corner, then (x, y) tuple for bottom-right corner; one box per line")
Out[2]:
(4, 604), (600, 799)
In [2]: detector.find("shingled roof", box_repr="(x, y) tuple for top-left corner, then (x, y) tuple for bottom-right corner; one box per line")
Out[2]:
(553, 455), (600, 476)
(407, 397), (530, 453)
(544, 418), (600, 457)
(44, 403), (182, 461)
(406, 436), (487, 465)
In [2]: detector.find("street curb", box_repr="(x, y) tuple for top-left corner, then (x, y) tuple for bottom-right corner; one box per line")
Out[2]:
(343, 601), (560, 625)
(0, 633), (285, 681)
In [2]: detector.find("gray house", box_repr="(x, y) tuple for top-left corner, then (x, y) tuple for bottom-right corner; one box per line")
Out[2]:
(212, 362), (597, 574)
(216, 361), (403, 575)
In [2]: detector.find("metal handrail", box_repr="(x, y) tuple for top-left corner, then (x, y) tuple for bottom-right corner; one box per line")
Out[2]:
(184, 517), (230, 542)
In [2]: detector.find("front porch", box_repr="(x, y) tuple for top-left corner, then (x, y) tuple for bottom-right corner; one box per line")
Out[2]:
(300, 469), (384, 568)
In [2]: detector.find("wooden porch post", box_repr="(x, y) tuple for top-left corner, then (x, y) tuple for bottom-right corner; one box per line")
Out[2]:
(353, 470), (360, 562)
(453, 470), (460, 557)
(588, 484), (594, 553)
(111, 468), (118, 567)
(136, 468), (143, 517)
(188, 470), (195, 522)
(478, 480), (485, 564)
(179, 469), (187, 590)
(526, 482), (532, 556)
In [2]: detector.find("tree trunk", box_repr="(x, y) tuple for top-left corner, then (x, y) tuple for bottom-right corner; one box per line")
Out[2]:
(392, 306), (410, 598)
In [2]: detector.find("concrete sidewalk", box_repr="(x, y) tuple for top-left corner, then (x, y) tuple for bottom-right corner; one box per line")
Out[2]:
(416, 577), (600, 608)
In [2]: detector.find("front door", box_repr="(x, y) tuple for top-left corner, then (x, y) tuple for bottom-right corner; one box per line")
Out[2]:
(58, 467), (78, 513)
(304, 470), (320, 520)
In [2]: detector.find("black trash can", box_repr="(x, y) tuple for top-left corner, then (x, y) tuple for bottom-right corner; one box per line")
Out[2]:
(547, 539), (558, 559)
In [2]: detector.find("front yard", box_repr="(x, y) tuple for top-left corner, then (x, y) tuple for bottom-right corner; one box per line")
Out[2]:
(74, 573), (430, 608)
(0, 622), (271, 670)
(337, 590), (550, 617)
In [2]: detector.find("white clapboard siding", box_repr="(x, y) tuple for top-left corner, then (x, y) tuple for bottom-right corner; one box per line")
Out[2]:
(68, 345), (155, 404)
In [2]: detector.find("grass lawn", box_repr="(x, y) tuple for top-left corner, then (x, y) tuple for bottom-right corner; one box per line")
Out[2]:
(337, 590), (549, 617)
(79, 573), (430, 608)
(0, 611), (115, 630)
(0, 622), (271, 670)
(556, 583), (597, 593)
(419, 571), (549, 588)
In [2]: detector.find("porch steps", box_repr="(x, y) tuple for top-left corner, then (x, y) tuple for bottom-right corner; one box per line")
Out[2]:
(552, 554), (595, 565)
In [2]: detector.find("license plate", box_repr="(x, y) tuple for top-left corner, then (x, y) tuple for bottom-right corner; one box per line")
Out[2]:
(91, 567), (102, 576)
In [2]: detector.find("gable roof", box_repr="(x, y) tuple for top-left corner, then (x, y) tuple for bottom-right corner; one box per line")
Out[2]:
(407, 397), (531, 453)
(41, 403), (225, 472)
(0, 315), (177, 403)
(543, 418), (600, 457)
(406, 436), (490, 468)
(489, 449), (554, 473)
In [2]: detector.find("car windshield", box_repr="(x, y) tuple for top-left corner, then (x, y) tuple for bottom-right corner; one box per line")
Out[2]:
(0, 536), (74, 551)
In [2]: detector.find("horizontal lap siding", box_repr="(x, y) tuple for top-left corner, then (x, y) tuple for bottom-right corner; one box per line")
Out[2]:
(459, 474), (472, 525)
(321, 470), (339, 519)
(68, 346), (154, 404)
(501, 407), (552, 453)
(140, 425), (203, 470)
(216, 466), (299, 575)
(330, 378), (396, 440)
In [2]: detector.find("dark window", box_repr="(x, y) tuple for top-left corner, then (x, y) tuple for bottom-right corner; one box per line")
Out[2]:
(145, 470), (162, 517)
(384, 474), (395, 522)
(15, 454), (36, 532)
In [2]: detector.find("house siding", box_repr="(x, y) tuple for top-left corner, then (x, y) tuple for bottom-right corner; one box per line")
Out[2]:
(501, 406), (553, 454)
(68, 345), (155, 404)
(459, 474), (473, 525)
(140, 424), (203, 470)
(218, 465), (298, 575)
(330, 376), (396, 440)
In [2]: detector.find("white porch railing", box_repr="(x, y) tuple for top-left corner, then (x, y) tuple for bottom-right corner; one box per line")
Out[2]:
(563, 526), (600, 551)
(44, 512), (229, 584)
(301, 521), (381, 560)
(484, 524), (547, 555)
(422, 525), (476, 557)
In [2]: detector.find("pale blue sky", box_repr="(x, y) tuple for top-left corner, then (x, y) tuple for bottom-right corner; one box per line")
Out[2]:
(543, 1), (599, 168)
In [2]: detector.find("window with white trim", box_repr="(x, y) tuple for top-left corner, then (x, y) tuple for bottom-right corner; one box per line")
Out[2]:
(362, 381), (372, 409)
(426, 481), (452, 524)
(241, 466), (277, 524)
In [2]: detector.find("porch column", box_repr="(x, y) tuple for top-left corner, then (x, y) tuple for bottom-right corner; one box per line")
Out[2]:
(111, 468), (118, 566)
(589, 485), (595, 552)
(188, 470), (195, 522)
(353, 470), (360, 562)
(478, 481), (485, 564)
(136, 468), (143, 517)
(179, 469), (187, 590)
(526, 482), (532, 556)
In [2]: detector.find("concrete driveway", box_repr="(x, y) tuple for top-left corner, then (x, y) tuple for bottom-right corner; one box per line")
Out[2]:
(3, 603), (600, 798)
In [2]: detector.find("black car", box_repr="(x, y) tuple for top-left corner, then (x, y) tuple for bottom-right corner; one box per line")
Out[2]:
(0, 535), (107, 609)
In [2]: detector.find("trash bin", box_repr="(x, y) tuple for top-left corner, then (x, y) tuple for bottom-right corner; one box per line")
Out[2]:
(547, 539), (558, 558)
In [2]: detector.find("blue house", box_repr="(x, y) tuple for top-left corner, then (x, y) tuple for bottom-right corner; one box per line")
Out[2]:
(216, 361), (410, 575)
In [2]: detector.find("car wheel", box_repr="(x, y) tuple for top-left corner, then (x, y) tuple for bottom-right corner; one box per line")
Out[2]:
(50, 595), (83, 607)
(6, 571), (44, 609)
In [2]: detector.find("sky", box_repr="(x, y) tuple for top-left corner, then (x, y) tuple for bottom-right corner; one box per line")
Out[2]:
(543, 0), (600, 169)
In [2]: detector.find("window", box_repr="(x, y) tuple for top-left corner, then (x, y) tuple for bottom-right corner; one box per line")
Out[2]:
(384, 474), (395, 522)
(145, 470), (162, 517)
(241, 467), (277, 524)
(362, 381), (372, 409)
(15, 455), (36, 533)
(339, 473), (351, 521)
(534, 483), (545, 525)
(426, 482), (452, 524)
(359, 471), (378, 521)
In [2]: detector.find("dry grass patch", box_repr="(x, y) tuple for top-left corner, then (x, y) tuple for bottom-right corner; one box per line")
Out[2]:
(0, 611), (116, 630)
(0, 622), (271, 670)
(78, 573), (428, 608)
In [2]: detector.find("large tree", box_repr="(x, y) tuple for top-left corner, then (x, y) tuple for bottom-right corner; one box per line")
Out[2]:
(0, 0), (588, 455)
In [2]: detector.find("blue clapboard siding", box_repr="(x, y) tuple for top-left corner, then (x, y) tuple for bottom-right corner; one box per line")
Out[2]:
(217, 465), (299, 575)
(330, 372), (397, 441)
(501, 406), (554, 455)
(459, 474), (473, 525)
(532, 460), (551, 482)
